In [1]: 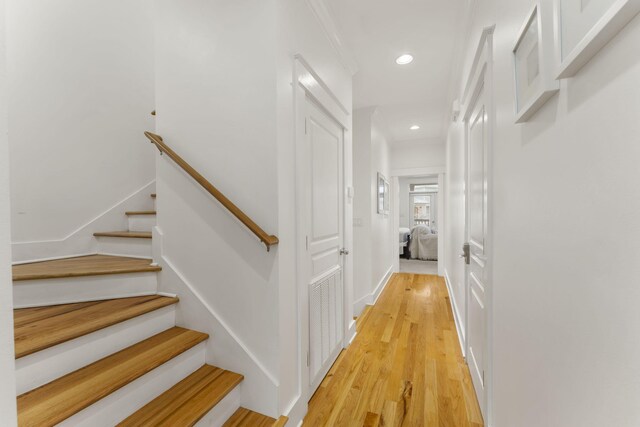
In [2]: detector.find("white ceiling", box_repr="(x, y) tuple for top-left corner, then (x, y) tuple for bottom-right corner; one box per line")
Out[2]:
(325, 0), (468, 143)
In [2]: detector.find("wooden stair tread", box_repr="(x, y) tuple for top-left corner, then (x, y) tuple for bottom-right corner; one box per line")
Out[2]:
(118, 365), (243, 426)
(14, 295), (179, 359)
(12, 254), (161, 281)
(17, 327), (208, 427)
(93, 231), (152, 239)
(125, 210), (156, 216)
(223, 408), (277, 427)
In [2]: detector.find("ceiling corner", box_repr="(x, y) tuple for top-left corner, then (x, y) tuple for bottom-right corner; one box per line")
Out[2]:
(305, 0), (359, 75)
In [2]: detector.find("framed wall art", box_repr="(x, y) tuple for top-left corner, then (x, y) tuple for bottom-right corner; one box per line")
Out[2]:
(377, 172), (390, 215)
(555, 0), (640, 78)
(513, 2), (560, 123)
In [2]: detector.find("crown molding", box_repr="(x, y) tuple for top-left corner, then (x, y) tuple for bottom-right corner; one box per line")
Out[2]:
(305, 0), (359, 75)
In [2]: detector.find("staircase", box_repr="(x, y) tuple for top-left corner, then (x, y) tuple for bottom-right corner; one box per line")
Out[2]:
(12, 192), (287, 426)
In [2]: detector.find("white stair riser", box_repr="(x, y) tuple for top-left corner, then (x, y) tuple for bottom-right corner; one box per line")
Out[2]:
(128, 215), (156, 232)
(16, 306), (176, 394)
(58, 342), (207, 427)
(13, 272), (158, 308)
(96, 236), (152, 258)
(194, 385), (241, 427)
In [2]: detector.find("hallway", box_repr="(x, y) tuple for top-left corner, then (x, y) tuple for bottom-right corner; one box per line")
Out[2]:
(304, 273), (482, 426)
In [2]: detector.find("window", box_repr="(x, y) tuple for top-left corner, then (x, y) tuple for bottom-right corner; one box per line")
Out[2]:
(412, 194), (431, 226)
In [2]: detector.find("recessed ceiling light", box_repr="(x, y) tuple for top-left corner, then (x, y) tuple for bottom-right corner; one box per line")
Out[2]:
(395, 54), (414, 65)
(410, 125), (420, 130)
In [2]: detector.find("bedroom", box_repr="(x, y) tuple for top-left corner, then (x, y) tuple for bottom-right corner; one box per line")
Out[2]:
(397, 176), (442, 275)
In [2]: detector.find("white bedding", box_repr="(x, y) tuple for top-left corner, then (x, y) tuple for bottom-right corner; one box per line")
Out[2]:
(409, 225), (438, 260)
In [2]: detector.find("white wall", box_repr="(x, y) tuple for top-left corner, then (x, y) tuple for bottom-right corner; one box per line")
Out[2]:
(0, 0), (18, 421)
(352, 108), (373, 315)
(446, 2), (640, 426)
(369, 116), (393, 302)
(154, 0), (279, 416)
(352, 108), (393, 315)
(154, 0), (352, 420)
(390, 138), (445, 172)
(7, 0), (155, 254)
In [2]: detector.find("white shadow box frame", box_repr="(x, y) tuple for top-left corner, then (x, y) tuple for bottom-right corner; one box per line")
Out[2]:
(555, 0), (640, 78)
(513, 2), (560, 123)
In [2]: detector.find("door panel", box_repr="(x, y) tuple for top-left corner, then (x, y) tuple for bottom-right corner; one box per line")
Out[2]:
(306, 98), (344, 393)
(466, 83), (489, 412)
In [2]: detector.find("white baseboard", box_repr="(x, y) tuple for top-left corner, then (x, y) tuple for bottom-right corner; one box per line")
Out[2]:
(444, 269), (465, 356)
(353, 294), (370, 317)
(12, 181), (155, 263)
(353, 265), (393, 318)
(371, 266), (393, 305)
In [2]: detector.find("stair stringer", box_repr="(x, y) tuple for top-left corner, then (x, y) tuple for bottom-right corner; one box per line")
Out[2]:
(157, 253), (279, 419)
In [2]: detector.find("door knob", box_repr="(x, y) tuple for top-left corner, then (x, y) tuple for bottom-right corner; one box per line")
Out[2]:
(340, 248), (350, 255)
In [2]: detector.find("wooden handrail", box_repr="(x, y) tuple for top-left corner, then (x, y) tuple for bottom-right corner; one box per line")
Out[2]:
(144, 131), (279, 251)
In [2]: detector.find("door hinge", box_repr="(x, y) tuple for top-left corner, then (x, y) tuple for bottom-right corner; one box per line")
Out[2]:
(306, 235), (309, 250)
(306, 351), (310, 367)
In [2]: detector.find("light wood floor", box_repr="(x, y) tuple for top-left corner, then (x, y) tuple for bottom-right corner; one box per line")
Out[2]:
(304, 273), (483, 427)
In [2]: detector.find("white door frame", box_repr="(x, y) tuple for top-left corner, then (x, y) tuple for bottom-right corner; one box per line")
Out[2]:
(461, 26), (495, 425)
(293, 55), (354, 406)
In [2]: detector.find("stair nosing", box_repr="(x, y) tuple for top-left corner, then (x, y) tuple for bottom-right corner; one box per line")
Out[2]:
(93, 231), (152, 239)
(125, 211), (156, 216)
(13, 255), (162, 282)
(14, 295), (179, 359)
(17, 327), (209, 427)
(118, 365), (244, 426)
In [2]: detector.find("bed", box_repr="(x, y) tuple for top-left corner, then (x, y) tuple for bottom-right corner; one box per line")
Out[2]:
(408, 225), (438, 261)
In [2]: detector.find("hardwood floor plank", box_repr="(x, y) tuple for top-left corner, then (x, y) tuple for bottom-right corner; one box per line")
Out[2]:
(12, 254), (161, 281)
(304, 273), (483, 426)
(14, 295), (179, 358)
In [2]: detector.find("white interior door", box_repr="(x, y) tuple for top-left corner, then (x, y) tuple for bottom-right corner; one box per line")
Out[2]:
(305, 97), (345, 394)
(465, 80), (490, 413)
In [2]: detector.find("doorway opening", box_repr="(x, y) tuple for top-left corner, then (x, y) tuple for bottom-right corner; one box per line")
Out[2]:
(395, 174), (443, 276)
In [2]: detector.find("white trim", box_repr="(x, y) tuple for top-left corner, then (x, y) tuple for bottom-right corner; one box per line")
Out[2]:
(12, 181), (156, 263)
(391, 166), (446, 178)
(160, 255), (278, 388)
(346, 320), (357, 345)
(371, 266), (393, 305)
(295, 55), (350, 128)
(554, 0), (640, 79)
(462, 26), (496, 106)
(353, 294), (370, 317)
(304, 0), (359, 75)
(353, 266), (393, 316)
(444, 269), (466, 356)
